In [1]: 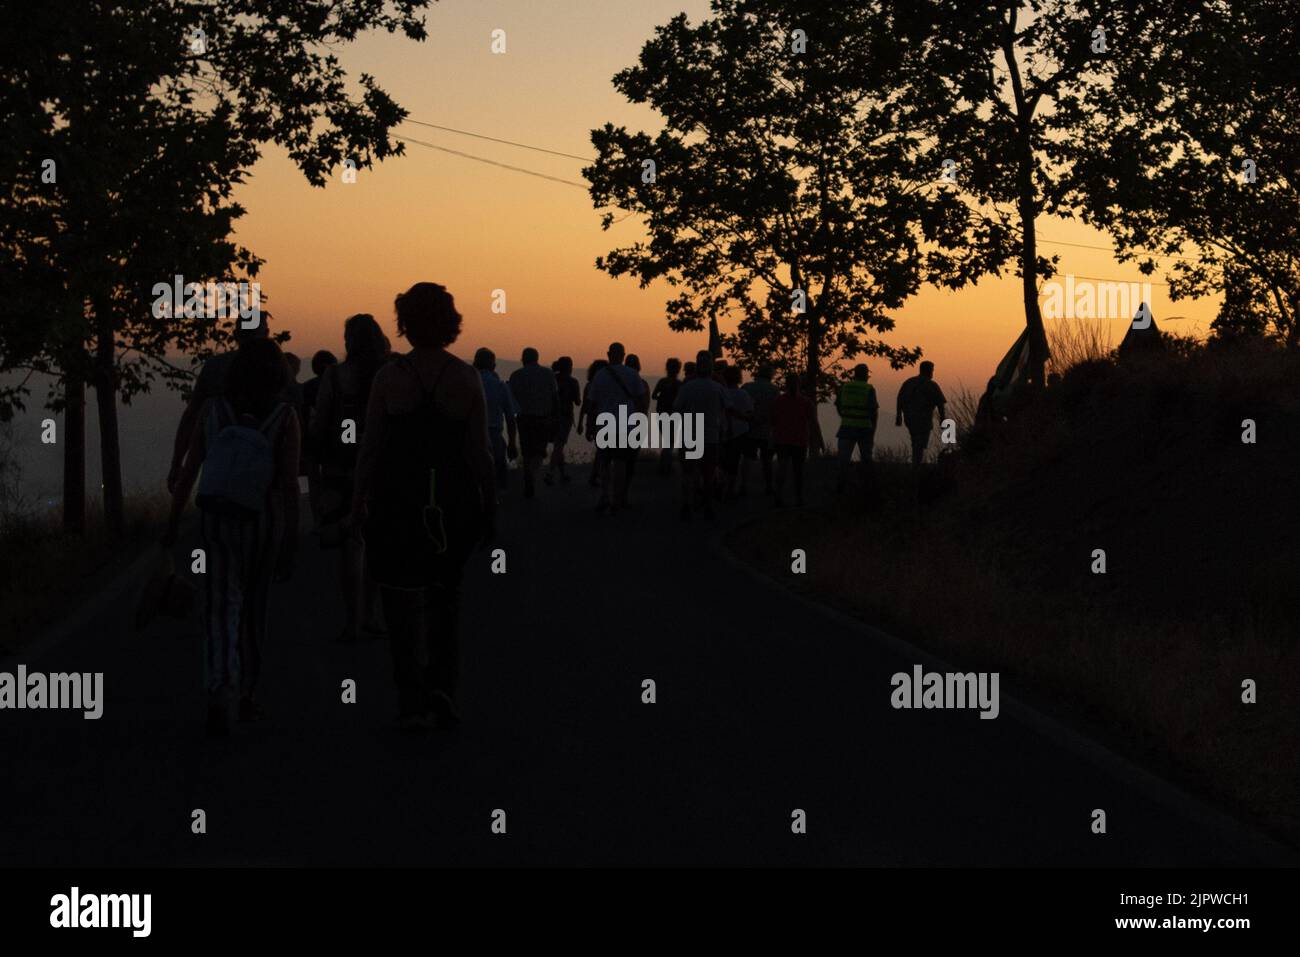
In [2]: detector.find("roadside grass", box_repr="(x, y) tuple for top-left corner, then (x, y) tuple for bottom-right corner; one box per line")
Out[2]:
(0, 493), (170, 656)
(729, 337), (1300, 846)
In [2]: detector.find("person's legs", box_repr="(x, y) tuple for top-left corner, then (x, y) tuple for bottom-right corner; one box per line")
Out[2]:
(489, 428), (508, 490)
(339, 534), (364, 640)
(361, 558), (384, 635)
(760, 441), (774, 493)
(424, 547), (470, 723)
(854, 433), (873, 478)
(548, 424), (571, 481)
(911, 429), (930, 466)
(701, 445), (717, 516)
(382, 585), (428, 721)
(201, 513), (241, 731)
(792, 446), (806, 503)
(595, 449), (613, 509)
(523, 455), (538, 496)
(238, 511), (280, 712)
(836, 434), (855, 490)
(773, 447), (789, 505)
(678, 451), (694, 518)
(519, 416), (544, 497)
(424, 579), (462, 704)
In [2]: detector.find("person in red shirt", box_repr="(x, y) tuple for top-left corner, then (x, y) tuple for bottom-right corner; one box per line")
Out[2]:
(768, 373), (817, 507)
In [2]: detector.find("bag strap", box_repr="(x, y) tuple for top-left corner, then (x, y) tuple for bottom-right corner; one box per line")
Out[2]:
(603, 365), (634, 398)
(206, 398), (234, 439)
(258, 402), (291, 440)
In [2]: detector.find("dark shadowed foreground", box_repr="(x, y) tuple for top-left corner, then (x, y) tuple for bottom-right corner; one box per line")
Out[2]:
(0, 463), (1288, 866)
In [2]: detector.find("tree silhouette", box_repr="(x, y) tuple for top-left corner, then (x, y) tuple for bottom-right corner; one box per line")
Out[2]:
(585, 0), (1007, 397)
(0, 1), (432, 534)
(1072, 0), (1300, 349)
(911, 0), (1157, 387)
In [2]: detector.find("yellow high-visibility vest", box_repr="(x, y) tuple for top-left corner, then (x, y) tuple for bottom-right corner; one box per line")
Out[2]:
(838, 380), (876, 429)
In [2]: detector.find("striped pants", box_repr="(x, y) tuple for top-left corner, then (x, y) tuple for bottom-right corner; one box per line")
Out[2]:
(200, 510), (282, 696)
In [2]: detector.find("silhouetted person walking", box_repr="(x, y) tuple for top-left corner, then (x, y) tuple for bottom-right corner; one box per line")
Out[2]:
(673, 350), (726, 520)
(896, 360), (947, 466)
(742, 364), (778, 494)
(311, 313), (389, 643)
(589, 342), (643, 513)
(302, 349), (337, 527)
(167, 317), (271, 495)
(578, 359), (608, 488)
(508, 347), (559, 499)
(349, 283), (496, 732)
(652, 357), (682, 475)
(547, 356), (581, 484)
(163, 338), (300, 735)
(835, 363), (878, 491)
(721, 365), (754, 497)
(770, 373), (816, 507)
(474, 347), (518, 491)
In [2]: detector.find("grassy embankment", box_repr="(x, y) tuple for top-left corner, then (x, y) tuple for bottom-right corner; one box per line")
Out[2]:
(728, 327), (1300, 845)
(0, 481), (169, 656)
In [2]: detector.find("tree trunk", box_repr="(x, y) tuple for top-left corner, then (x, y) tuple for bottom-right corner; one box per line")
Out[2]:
(1012, 118), (1049, 388)
(1003, 17), (1049, 389)
(92, 299), (123, 538)
(62, 366), (86, 536)
(805, 310), (826, 454)
(805, 314), (821, 394)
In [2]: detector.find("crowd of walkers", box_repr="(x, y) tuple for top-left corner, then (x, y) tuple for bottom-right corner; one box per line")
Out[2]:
(159, 281), (947, 736)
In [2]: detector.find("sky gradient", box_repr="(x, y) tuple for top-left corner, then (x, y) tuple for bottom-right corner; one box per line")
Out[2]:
(236, 0), (1217, 400)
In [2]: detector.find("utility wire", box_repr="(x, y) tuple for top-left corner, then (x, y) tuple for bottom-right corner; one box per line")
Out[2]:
(393, 134), (589, 189)
(400, 118), (594, 163)
(391, 124), (1188, 262)
(1068, 273), (1169, 287)
(1039, 236), (1195, 263)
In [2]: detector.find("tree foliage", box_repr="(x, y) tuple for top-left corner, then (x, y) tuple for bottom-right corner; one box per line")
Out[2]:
(0, 0), (433, 417)
(1072, 0), (1300, 348)
(585, 0), (1008, 396)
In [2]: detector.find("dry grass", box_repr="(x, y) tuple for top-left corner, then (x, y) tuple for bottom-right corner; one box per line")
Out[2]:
(0, 492), (171, 654)
(729, 338), (1300, 847)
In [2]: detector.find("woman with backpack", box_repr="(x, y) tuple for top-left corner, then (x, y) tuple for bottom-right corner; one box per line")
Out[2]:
(347, 283), (496, 731)
(163, 338), (301, 735)
(310, 314), (389, 643)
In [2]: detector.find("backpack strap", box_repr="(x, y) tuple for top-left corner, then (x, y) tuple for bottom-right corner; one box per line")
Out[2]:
(602, 365), (634, 398)
(258, 402), (291, 440)
(205, 398), (234, 441)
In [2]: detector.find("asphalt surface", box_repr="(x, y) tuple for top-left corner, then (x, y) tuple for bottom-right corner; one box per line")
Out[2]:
(0, 462), (1287, 866)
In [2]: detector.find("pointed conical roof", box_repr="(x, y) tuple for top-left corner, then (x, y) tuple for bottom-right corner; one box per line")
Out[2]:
(1118, 303), (1163, 355)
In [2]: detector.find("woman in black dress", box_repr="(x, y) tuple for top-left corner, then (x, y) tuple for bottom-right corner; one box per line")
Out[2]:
(348, 283), (496, 731)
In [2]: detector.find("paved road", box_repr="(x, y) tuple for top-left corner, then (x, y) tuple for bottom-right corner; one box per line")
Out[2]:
(0, 463), (1288, 866)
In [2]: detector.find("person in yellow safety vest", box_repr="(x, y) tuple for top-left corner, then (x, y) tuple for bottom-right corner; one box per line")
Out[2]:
(835, 364), (879, 492)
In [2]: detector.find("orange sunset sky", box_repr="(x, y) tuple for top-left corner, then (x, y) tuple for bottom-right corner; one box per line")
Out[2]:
(234, 0), (1219, 402)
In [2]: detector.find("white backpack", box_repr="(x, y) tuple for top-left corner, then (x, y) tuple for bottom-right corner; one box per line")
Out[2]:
(196, 400), (290, 518)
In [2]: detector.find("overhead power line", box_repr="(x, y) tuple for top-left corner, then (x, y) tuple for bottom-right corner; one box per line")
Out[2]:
(401, 118), (594, 163)
(389, 123), (1190, 259)
(393, 134), (589, 189)
(1038, 236), (1195, 263)
(1067, 273), (1169, 287)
